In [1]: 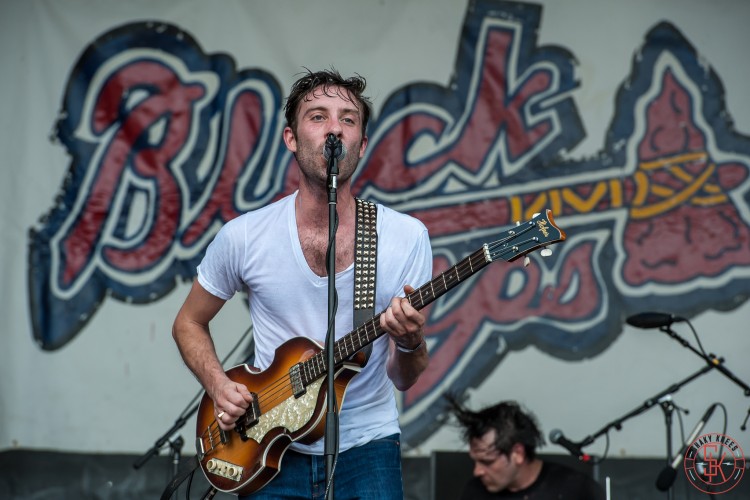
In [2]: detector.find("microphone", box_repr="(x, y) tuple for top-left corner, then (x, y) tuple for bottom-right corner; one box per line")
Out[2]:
(549, 429), (589, 461)
(655, 403), (718, 491)
(626, 312), (686, 329)
(323, 134), (346, 160)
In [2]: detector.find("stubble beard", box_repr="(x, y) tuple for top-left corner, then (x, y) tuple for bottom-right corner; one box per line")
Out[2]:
(295, 139), (360, 189)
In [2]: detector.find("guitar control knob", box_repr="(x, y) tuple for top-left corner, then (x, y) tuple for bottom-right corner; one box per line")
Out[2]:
(227, 466), (237, 478)
(206, 459), (217, 471)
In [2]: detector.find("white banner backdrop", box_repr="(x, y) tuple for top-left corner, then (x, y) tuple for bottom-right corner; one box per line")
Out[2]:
(2, 0), (749, 461)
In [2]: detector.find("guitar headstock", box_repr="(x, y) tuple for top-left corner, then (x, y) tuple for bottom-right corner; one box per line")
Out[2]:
(487, 209), (566, 263)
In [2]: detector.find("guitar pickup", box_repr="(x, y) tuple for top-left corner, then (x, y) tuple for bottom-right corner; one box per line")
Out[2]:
(289, 364), (305, 398)
(235, 392), (261, 440)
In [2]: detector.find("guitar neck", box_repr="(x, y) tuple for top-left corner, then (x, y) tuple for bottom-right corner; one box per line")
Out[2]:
(298, 208), (566, 386)
(299, 247), (490, 385)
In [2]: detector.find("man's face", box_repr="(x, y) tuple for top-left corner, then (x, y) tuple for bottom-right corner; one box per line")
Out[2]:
(468, 430), (522, 493)
(283, 86), (368, 187)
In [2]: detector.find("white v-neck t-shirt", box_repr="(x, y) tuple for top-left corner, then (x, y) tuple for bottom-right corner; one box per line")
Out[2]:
(197, 191), (432, 454)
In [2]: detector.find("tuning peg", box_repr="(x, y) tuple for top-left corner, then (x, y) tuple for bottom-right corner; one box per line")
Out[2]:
(540, 248), (552, 257)
(524, 256), (530, 267)
(532, 212), (540, 218)
(516, 220), (521, 226)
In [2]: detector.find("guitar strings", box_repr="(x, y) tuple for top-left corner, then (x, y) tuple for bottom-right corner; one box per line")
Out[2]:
(200, 233), (539, 449)
(201, 371), (298, 448)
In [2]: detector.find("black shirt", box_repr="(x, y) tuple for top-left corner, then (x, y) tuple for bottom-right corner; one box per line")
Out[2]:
(459, 461), (606, 500)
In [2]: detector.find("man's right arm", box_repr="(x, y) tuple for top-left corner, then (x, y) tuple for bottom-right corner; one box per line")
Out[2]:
(172, 279), (253, 430)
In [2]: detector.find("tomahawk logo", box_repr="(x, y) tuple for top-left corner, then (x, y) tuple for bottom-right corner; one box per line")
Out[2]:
(28, 0), (750, 445)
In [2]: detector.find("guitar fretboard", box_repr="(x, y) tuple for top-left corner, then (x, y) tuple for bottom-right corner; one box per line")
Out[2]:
(298, 247), (490, 386)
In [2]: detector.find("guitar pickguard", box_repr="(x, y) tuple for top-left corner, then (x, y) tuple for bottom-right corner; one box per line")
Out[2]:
(242, 379), (324, 443)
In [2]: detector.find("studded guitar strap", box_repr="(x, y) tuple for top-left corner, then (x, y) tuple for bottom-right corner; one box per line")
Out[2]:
(353, 198), (377, 364)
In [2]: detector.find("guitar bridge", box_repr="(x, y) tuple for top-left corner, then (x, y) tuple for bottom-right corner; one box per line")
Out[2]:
(196, 426), (228, 460)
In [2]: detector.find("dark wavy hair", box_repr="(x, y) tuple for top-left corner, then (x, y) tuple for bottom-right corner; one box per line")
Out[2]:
(283, 68), (372, 136)
(445, 393), (545, 461)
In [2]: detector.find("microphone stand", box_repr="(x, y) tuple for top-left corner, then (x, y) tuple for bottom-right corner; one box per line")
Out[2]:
(324, 134), (341, 500)
(741, 407), (750, 431)
(577, 365), (714, 449)
(170, 435), (184, 478)
(133, 409), (196, 471)
(576, 364), (714, 498)
(657, 324), (750, 396)
(576, 322), (750, 496)
(655, 396), (689, 500)
(133, 405), (197, 500)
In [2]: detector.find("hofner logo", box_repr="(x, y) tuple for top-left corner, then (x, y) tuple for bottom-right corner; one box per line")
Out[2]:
(536, 219), (550, 238)
(684, 433), (745, 494)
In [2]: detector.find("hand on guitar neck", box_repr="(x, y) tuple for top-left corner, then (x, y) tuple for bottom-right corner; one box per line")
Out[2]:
(381, 284), (429, 391)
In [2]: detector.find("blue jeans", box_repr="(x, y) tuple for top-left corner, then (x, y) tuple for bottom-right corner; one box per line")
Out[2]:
(241, 434), (403, 500)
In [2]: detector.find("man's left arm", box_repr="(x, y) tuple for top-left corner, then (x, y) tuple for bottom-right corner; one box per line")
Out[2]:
(380, 228), (433, 391)
(381, 284), (429, 390)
